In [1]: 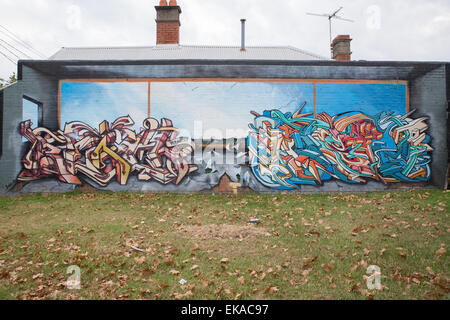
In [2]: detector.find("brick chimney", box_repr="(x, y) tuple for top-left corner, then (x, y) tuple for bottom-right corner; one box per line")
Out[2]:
(155, 0), (182, 45)
(331, 35), (352, 61)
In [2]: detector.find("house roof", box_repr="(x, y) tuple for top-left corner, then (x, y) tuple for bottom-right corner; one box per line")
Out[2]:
(48, 44), (327, 61)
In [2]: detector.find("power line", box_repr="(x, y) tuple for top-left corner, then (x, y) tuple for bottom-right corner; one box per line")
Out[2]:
(0, 42), (21, 59)
(0, 24), (46, 58)
(0, 38), (33, 59)
(0, 49), (17, 65)
(0, 25), (46, 59)
(0, 29), (39, 59)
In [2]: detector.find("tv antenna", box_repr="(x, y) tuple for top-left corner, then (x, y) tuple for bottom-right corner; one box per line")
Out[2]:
(306, 7), (354, 54)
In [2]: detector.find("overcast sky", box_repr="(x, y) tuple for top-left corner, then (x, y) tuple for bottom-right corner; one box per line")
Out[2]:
(0, 0), (449, 80)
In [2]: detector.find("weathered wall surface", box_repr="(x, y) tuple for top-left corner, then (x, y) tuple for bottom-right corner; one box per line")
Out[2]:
(410, 65), (448, 188)
(0, 66), (59, 193)
(0, 61), (448, 194)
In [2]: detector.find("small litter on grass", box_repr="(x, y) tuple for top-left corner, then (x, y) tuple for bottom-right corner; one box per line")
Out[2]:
(130, 245), (146, 253)
(179, 279), (187, 285)
(248, 219), (261, 225)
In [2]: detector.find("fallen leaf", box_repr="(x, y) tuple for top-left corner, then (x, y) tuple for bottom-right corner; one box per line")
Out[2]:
(349, 283), (361, 293)
(142, 269), (152, 277)
(134, 256), (146, 264)
(221, 258), (230, 264)
(175, 290), (193, 300)
(426, 266), (434, 275)
(302, 269), (312, 276)
(302, 256), (318, 270)
(398, 252), (407, 259)
(264, 286), (279, 294)
(435, 248), (447, 257)
(169, 270), (180, 275)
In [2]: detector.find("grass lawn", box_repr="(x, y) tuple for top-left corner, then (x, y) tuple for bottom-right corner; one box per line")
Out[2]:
(0, 190), (448, 300)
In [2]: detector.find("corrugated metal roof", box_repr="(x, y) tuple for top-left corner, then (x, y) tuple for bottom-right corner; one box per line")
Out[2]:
(48, 45), (327, 61)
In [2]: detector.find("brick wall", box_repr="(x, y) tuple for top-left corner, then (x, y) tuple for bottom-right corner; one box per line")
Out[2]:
(157, 21), (180, 45)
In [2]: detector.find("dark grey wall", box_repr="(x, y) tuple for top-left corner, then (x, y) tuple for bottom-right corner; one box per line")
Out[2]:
(446, 64), (450, 163)
(411, 65), (448, 188)
(0, 61), (448, 194)
(0, 88), (3, 159)
(0, 66), (58, 193)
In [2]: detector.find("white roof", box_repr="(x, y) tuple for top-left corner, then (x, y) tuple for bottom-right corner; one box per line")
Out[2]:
(49, 44), (327, 61)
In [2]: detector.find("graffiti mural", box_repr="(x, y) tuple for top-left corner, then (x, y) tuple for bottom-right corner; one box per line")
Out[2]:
(247, 103), (433, 189)
(18, 116), (198, 187)
(10, 80), (437, 193)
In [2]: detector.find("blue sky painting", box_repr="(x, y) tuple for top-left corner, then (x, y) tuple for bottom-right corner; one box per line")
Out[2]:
(150, 81), (315, 139)
(59, 81), (407, 138)
(315, 83), (407, 116)
(60, 82), (148, 131)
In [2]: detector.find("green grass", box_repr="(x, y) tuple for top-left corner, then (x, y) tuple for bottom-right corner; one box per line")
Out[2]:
(0, 190), (448, 300)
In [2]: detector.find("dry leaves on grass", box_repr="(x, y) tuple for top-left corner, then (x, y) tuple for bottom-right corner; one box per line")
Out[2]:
(134, 256), (146, 264)
(435, 248), (447, 257)
(302, 256), (318, 270)
(174, 290), (193, 300)
(264, 286), (279, 294)
(177, 224), (270, 240)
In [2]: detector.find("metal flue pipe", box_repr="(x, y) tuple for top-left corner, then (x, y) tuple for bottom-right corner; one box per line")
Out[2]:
(240, 19), (246, 51)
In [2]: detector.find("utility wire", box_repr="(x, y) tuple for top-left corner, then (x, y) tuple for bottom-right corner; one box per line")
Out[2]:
(0, 49), (17, 65)
(0, 38), (33, 59)
(0, 25), (45, 58)
(0, 24), (46, 58)
(0, 29), (39, 59)
(0, 42), (21, 59)
(0, 37), (34, 59)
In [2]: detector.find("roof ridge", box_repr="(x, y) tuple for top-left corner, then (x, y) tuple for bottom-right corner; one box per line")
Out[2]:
(49, 44), (327, 61)
(59, 45), (160, 50)
(56, 44), (318, 50)
(285, 45), (328, 60)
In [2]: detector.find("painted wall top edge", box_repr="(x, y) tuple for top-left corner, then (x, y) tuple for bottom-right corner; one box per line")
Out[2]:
(19, 60), (446, 81)
(58, 78), (409, 85)
(18, 59), (450, 66)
